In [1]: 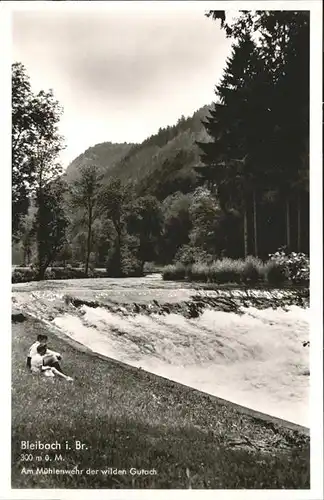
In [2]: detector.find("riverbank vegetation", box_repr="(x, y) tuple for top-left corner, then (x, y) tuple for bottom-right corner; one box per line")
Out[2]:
(12, 316), (310, 489)
(163, 251), (309, 286)
(11, 250), (310, 287)
(12, 11), (309, 283)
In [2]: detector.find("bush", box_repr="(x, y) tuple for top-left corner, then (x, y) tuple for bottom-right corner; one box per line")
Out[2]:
(121, 255), (143, 277)
(162, 263), (186, 281)
(264, 260), (288, 285)
(162, 250), (309, 287)
(93, 268), (108, 278)
(12, 270), (25, 284)
(269, 250), (309, 284)
(188, 262), (209, 282)
(143, 262), (156, 274)
(46, 267), (81, 280)
(11, 266), (95, 283)
(44, 268), (56, 280)
(241, 256), (264, 284)
(208, 258), (243, 284)
(12, 268), (36, 283)
(175, 245), (213, 266)
(105, 242), (143, 278)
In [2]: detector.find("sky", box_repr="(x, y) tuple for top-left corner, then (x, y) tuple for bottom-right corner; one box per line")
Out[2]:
(12, 3), (233, 168)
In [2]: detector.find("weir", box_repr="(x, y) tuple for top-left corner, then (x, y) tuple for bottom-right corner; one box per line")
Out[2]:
(44, 319), (310, 437)
(12, 276), (309, 429)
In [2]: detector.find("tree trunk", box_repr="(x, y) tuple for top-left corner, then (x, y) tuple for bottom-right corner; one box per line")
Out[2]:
(36, 256), (51, 281)
(36, 187), (47, 280)
(26, 247), (31, 266)
(243, 203), (248, 258)
(116, 229), (122, 277)
(85, 205), (92, 276)
(297, 193), (301, 252)
(37, 266), (46, 281)
(253, 190), (258, 257)
(286, 198), (291, 251)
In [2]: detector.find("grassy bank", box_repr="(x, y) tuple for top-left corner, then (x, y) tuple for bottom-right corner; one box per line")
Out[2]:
(12, 316), (310, 489)
(163, 255), (309, 287)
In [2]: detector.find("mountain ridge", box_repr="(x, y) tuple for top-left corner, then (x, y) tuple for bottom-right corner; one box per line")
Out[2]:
(64, 104), (212, 199)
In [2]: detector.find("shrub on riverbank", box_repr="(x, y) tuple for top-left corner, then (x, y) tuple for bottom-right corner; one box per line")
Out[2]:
(188, 262), (209, 282)
(263, 260), (287, 285)
(12, 262), (147, 283)
(268, 251), (310, 284)
(162, 253), (309, 286)
(163, 257), (264, 284)
(11, 266), (109, 283)
(209, 258), (244, 284)
(163, 263), (186, 281)
(242, 256), (264, 284)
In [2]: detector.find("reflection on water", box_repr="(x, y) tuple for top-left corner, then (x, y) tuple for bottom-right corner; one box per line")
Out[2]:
(12, 275), (309, 426)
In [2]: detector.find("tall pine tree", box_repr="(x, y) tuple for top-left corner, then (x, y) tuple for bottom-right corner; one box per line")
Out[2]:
(197, 35), (268, 257)
(198, 10), (309, 257)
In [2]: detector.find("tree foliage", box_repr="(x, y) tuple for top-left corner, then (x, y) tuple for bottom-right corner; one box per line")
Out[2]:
(12, 62), (66, 278)
(197, 10), (309, 257)
(70, 165), (103, 275)
(12, 62), (65, 235)
(127, 195), (163, 270)
(34, 179), (69, 280)
(99, 178), (134, 276)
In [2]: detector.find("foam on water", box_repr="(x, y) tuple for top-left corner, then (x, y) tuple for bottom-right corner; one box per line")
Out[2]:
(53, 304), (309, 426)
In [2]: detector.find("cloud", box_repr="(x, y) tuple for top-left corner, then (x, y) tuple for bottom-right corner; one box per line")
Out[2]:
(13, 7), (232, 165)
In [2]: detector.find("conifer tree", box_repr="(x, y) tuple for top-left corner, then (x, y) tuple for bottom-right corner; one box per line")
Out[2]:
(199, 10), (309, 256)
(197, 35), (267, 256)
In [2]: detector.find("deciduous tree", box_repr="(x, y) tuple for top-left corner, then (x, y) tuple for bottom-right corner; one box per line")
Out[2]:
(99, 178), (133, 276)
(70, 165), (103, 275)
(34, 179), (69, 280)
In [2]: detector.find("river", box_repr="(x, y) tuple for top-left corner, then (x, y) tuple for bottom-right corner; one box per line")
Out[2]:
(12, 274), (309, 427)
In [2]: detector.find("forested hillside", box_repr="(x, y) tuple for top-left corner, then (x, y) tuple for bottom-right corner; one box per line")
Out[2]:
(63, 142), (134, 183)
(64, 105), (211, 200)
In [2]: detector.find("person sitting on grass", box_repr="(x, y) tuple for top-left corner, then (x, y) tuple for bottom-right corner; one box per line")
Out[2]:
(30, 345), (73, 381)
(27, 334), (63, 374)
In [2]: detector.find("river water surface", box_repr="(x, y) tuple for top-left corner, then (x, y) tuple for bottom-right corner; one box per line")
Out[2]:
(12, 274), (309, 427)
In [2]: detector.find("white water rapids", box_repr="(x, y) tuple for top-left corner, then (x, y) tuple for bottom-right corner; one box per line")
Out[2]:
(12, 275), (309, 427)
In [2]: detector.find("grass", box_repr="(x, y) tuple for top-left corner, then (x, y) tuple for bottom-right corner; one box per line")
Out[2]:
(162, 263), (186, 281)
(163, 256), (293, 286)
(12, 317), (310, 489)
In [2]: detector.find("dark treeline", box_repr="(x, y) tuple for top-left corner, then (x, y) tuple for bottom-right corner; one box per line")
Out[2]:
(197, 10), (309, 258)
(12, 10), (309, 280)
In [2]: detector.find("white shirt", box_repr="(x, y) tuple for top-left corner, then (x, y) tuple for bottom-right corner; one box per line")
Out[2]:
(29, 341), (40, 358)
(28, 341), (60, 359)
(30, 353), (44, 373)
(30, 353), (54, 377)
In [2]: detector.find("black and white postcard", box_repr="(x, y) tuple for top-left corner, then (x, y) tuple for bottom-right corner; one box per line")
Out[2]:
(0, 1), (323, 499)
